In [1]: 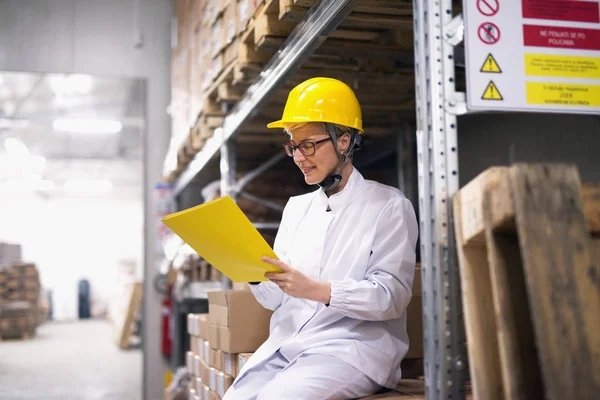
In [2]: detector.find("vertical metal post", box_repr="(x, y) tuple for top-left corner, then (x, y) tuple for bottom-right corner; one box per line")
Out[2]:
(413, 0), (466, 399)
(219, 131), (235, 291)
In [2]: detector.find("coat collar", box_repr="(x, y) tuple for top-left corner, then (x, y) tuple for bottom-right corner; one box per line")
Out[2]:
(315, 166), (362, 214)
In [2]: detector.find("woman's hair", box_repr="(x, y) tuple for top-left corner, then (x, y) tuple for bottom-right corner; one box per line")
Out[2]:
(283, 122), (350, 138)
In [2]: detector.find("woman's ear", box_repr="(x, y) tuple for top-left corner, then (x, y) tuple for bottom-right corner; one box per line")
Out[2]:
(337, 132), (351, 153)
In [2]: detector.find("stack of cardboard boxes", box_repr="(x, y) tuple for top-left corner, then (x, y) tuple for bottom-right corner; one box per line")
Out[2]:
(185, 289), (271, 400)
(182, 266), (424, 399)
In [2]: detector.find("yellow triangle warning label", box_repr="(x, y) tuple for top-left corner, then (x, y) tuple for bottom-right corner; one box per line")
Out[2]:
(480, 53), (502, 73)
(482, 81), (503, 100)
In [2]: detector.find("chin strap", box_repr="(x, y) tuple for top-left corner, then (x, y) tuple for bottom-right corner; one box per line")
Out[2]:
(317, 123), (362, 192)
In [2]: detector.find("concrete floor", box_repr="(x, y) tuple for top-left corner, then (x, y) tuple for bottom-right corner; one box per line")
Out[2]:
(0, 320), (142, 400)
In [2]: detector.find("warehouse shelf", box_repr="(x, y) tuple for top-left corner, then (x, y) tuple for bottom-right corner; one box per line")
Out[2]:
(172, 0), (360, 196)
(167, 0), (469, 399)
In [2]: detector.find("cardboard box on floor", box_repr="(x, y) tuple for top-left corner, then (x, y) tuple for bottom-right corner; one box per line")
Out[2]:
(208, 290), (271, 354)
(406, 266), (423, 359)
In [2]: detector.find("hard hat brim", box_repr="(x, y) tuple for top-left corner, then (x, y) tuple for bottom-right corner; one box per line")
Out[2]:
(267, 119), (364, 134)
(266, 120), (285, 129)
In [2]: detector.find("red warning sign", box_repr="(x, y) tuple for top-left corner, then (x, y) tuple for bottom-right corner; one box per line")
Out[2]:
(523, 25), (600, 51)
(478, 22), (501, 45)
(477, 0), (499, 17)
(522, 0), (600, 24)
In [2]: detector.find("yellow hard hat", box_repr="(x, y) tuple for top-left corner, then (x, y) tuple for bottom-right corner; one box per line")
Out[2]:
(267, 77), (364, 134)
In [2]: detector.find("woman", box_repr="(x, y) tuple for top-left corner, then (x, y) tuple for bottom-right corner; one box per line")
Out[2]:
(223, 77), (418, 400)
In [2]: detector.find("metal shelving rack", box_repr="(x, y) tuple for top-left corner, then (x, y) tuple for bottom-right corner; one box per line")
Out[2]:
(171, 0), (470, 398)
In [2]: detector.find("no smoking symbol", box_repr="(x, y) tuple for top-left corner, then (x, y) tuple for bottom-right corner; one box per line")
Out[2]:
(478, 22), (501, 45)
(477, 0), (499, 16)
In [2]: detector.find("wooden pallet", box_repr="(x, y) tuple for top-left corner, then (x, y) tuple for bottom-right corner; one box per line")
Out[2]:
(0, 331), (32, 341)
(453, 164), (600, 400)
(167, 0), (420, 181)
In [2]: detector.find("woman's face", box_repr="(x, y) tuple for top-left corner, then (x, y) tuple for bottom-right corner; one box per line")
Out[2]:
(287, 124), (342, 185)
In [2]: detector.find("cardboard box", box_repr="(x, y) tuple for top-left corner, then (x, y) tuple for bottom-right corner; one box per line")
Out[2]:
(194, 355), (202, 377)
(209, 367), (217, 392)
(187, 351), (195, 374)
(208, 390), (220, 400)
(223, 2), (237, 47)
(196, 377), (203, 395)
(406, 266), (423, 359)
(204, 0), (219, 26)
(223, 353), (238, 377)
(237, 353), (253, 376)
(202, 384), (211, 400)
(207, 290), (272, 353)
(198, 314), (209, 341)
(187, 314), (196, 336)
(211, 18), (223, 57)
(209, 347), (223, 370)
(217, 371), (234, 398)
(200, 358), (211, 385)
(237, 0), (249, 35)
(203, 341), (211, 365)
(191, 335), (199, 355)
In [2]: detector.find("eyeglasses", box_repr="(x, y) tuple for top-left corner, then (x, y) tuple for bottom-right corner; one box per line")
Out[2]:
(283, 138), (332, 157)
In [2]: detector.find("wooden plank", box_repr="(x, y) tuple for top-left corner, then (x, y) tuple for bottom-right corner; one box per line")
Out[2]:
(455, 167), (512, 246)
(510, 164), (600, 400)
(453, 191), (504, 400)
(343, 13), (413, 29)
(254, 10), (297, 44)
(582, 183), (600, 233)
(483, 188), (544, 400)
(114, 281), (143, 350)
(217, 81), (246, 102)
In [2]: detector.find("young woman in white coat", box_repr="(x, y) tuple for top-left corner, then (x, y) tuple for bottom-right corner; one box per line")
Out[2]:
(222, 77), (419, 400)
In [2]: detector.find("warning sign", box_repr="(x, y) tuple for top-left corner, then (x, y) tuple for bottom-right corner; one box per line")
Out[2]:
(526, 82), (600, 107)
(522, 0), (600, 24)
(481, 54), (502, 73)
(523, 25), (600, 51)
(482, 81), (503, 100)
(464, 0), (600, 114)
(478, 22), (501, 44)
(477, 0), (499, 17)
(525, 54), (600, 80)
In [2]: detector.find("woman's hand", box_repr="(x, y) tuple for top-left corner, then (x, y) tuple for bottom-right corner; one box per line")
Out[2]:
(262, 257), (331, 304)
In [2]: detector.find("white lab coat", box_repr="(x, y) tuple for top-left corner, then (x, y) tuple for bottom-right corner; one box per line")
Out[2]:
(239, 167), (418, 389)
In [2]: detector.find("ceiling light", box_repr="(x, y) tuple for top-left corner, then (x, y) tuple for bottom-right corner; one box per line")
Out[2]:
(0, 118), (30, 129)
(53, 118), (122, 134)
(49, 74), (93, 95)
(2, 179), (54, 192)
(64, 179), (113, 193)
(4, 137), (31, 158)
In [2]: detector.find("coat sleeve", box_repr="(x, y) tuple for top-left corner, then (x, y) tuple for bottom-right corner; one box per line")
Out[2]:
(327, 197), (418, 321)
(248, 199), (293, 311)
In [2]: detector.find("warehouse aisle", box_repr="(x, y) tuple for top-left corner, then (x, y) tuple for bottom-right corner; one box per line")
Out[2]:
(0, 320), (141, 400)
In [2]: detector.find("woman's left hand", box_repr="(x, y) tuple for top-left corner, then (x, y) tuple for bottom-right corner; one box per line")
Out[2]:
(262, 256), (331, 304)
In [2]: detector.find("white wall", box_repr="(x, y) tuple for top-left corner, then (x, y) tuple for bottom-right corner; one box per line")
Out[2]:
(0, 1), (171, 397)
(0, 193), (142, 321)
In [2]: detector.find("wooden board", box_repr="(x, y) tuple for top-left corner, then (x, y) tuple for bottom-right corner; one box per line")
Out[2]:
(582, 184), (600, 232)
(454, 191), (504, 400)
(510, 164), (600, 400)
(113, 281), (143, 350)
(483, 188), (543, 400)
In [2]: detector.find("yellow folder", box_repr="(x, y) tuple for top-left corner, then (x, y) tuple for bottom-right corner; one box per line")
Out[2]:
(161, 196), (281, 283)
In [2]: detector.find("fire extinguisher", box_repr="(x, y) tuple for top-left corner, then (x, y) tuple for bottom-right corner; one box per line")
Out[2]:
(161, 284), (173, 358)
(154, 273), (172, 358)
